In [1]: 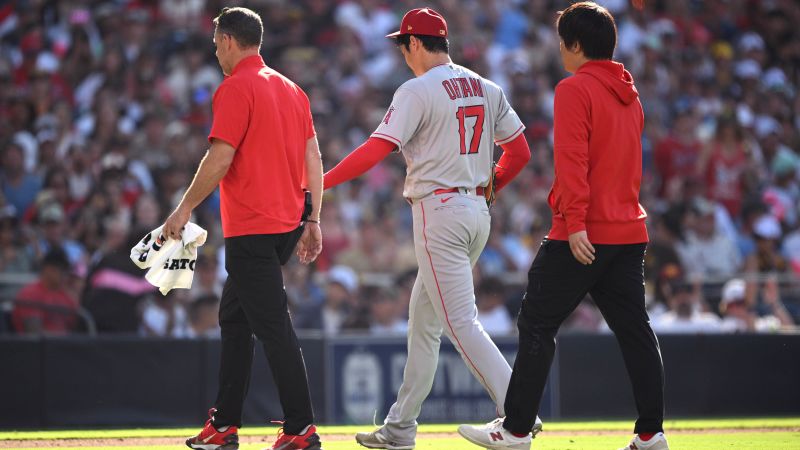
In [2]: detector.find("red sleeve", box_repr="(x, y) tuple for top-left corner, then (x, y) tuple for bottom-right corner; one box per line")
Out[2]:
(208, 83), (251, 148)
(494, 133), (531, 192)
(323, 137), (396, 189)
(553, 82), (591, 235)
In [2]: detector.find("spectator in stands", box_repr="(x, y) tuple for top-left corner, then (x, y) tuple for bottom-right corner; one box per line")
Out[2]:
(719, 277), (794, 333)
(23, 168), (81, 223)
(651, 274), (722, 334)
(0, 210), (33, 275)
(736, 200), (769, 262)
(314, 205), (351, 271)
(476, 277), (514, 336)
(187, 294), (221, 339)
(478, 221), (518, 277)
(11, 247), (79, 335)
(334, 222), (399, 274)
(30, 201), (85, 269)
(654, 109), (702, 196)
(284, 262), (325, 330)
(761, 149), (800, 229)
(676, 197), (742, 279)
(321, 265), (360, 335)
(745, 214), (788, 274)
(140, 289), (190, 338)
(189, 254), (223, 301)
(131, 193), (162, 234)
(1, 141), (41, 219)
(696, 117), (752, 218)
(368, 286), (407, 336)
(82, 218), (155, 333)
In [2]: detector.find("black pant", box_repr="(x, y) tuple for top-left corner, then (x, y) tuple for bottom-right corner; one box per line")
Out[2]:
(504, 240), (664, 435)
(212, 233), (314, 435)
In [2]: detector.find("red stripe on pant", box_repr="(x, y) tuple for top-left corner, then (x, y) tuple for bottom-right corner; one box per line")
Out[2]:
(420, 201), (493, 398)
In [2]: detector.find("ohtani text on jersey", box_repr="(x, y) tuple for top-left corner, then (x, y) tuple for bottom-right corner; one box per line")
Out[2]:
(441, 77), (484, 100)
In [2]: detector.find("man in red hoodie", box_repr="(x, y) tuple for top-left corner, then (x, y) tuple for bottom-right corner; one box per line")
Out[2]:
(458, 3), (668, 450)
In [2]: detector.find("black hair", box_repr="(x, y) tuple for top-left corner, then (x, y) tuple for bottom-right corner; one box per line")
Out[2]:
(395, 34), (449, 54)
(557, 2), (617, 60)
(42, 247), (70, 270)
(213, 7), (263, 49)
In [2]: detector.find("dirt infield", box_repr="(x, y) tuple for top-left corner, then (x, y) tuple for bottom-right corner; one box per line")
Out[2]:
(2, 428), (796, 448)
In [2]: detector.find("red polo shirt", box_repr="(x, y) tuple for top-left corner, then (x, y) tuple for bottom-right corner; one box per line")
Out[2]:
(209, 55), (315, 237)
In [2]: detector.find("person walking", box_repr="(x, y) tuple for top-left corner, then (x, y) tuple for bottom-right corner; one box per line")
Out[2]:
(457, 3), (668, 450)
(164, 7), (324, 450)
(322, 8), (537, 449)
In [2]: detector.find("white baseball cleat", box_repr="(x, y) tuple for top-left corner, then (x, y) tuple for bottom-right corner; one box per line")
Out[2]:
(458, 418), (531, 450)
(355, 426), (414, 450)
(618, 432), (670, 450)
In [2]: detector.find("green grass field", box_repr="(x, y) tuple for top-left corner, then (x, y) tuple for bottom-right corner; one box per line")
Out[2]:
(1, 418), (798, 449)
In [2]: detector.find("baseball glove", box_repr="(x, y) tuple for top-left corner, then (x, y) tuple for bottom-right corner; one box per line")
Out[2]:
(485, 162), (497, 208)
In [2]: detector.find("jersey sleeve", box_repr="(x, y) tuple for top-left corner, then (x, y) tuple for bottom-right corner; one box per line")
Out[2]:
(371, 87), (424, 152)
(208, 83), (251, 148)
(493, 87), (525, 145)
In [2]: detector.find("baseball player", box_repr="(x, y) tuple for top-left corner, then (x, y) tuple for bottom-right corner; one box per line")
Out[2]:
(322, 8), (539, 449)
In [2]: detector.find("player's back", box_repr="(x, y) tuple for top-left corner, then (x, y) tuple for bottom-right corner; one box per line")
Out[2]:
(374, 63), (523, 199)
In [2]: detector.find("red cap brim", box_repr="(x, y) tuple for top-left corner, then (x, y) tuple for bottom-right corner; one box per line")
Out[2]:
(385, 30), (402, 38)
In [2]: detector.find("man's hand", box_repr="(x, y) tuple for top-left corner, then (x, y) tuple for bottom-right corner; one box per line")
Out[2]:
(296, 223), (322, 264)
(568, 230), (595, 265)
(163, 205), (191, 241)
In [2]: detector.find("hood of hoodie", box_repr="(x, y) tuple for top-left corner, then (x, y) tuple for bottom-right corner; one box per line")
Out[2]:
(577, 60), (639, 105)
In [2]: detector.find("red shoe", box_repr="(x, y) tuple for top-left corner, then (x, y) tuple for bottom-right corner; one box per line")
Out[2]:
(268, 424), (322, 450)
(186, 408), (239, 450)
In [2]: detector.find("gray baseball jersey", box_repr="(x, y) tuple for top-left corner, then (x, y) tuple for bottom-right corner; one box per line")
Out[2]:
(371, 63), (524, 199)
(366, 62), (536, 444)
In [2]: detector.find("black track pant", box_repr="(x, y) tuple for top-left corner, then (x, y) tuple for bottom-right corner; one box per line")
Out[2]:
(212, 233), (314, 435)
(503, 240), (664, 435)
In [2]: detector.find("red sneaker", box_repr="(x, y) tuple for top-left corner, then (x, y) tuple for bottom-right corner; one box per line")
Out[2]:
(186, 408), (239, 450)
(268, 424), (322, 450)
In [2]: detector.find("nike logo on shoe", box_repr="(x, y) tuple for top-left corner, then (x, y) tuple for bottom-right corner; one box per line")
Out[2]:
(201, 432), (217, 444)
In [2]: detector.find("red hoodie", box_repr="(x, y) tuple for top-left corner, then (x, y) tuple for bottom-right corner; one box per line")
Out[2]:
(547, 60), (648, 244)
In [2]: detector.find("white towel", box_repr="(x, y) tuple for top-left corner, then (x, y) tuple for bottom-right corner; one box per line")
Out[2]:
(130, 223), (208, 295)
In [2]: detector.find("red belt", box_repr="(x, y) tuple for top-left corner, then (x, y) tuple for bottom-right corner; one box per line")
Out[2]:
(433, 187), (485, 196)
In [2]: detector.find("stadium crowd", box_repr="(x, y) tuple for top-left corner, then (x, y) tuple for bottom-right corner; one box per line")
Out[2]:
(0, 0), (798, 337)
